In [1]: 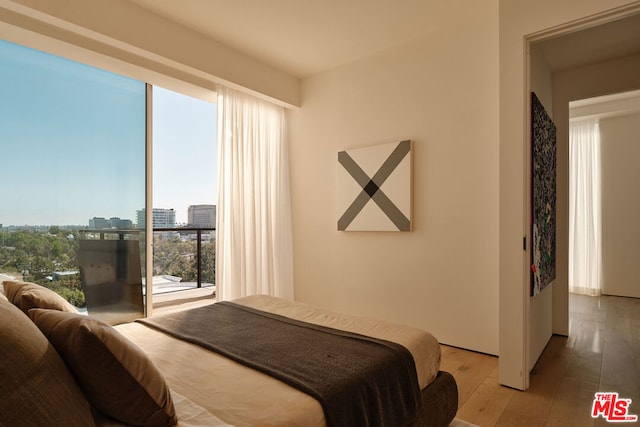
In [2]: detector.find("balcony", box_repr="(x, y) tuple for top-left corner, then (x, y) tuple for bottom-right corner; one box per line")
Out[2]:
(151, 227), (215, 291)
(151, 227), (216, 312)
(0, 226), (215, 320)
(78, 227), (215, 313)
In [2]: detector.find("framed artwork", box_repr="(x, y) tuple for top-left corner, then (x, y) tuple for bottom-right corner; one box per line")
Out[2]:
(530, 92), (557, 297)
(337, 140), (413, 231)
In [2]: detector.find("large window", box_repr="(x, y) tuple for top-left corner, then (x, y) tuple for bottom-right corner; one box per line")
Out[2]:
(0, 39), (216, 318)
(0, 39), (146, 227)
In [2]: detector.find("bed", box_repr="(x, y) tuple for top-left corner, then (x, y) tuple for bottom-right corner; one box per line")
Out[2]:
(1, 280), (458, 427)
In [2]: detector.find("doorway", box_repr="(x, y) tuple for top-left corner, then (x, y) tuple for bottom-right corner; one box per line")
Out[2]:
(527, 12), (640, 375)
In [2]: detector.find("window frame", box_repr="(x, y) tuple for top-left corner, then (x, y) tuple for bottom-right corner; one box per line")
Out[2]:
(0, 30), (217, 315)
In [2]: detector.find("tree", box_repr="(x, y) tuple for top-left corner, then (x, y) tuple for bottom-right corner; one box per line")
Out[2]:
(201, 240), (216, 285)
(0, 227), (83, 306)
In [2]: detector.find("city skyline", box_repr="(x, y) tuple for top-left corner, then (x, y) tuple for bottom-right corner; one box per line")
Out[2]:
(88, 203), (217, 229)
(0, 201), (216, 230)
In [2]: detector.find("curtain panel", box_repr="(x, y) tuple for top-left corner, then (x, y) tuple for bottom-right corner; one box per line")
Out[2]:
(568, 119), (601, 296)
(215, 86), (294, 301)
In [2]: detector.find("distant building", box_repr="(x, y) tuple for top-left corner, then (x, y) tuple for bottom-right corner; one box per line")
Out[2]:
(89, 217), (110, 229)
(188, 205), (216, 228)
(136, 210), (145, 228)
(136, 208), (176, 228)
(109, 217), (133, 229)
(52, 270), (79, 281)
(89, 217), (133, 229)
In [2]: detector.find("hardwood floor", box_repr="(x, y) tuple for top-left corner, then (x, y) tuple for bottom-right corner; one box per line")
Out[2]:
(446, 293), (640, 426)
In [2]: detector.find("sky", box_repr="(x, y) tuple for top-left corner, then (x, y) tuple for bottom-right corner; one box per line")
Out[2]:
(153, 87), (217, 224)
(0, 39), (216, 227)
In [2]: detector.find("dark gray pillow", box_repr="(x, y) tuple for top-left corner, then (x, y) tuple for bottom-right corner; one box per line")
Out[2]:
(3, 280), (78, 313)
(0, 298), (94, 427)
(29, 308), (177, 427)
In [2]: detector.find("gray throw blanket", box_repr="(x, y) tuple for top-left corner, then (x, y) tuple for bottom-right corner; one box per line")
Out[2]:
(138, 302), (421, 427)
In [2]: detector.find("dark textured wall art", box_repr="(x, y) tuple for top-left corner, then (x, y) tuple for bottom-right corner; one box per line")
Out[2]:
(530, 92), (557, 297)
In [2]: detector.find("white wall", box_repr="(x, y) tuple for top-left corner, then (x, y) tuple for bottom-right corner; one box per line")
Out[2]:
(600, 112), (640, 298)
(288, 2), (500, 354)
(499, 0), (640, 389)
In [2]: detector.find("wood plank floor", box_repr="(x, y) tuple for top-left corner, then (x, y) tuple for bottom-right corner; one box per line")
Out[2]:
(446, 293), (640, 426)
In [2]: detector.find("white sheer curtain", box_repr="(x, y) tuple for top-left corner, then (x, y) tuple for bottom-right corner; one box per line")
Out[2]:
(569, 118), (601, 296)
(215, 85), (294, 301)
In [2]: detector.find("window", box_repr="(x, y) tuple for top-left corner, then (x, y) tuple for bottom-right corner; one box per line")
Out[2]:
(0, 39), (217, 315)
(151, 87), (217, 293)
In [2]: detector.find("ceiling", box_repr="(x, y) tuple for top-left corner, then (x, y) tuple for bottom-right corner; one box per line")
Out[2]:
(533, 12), (640, 72)
(126, 0), (640, 78)
(124, 0), (458, 78)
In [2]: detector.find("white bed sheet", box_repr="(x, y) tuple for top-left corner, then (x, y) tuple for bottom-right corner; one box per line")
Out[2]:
(114, 295), (441, 427)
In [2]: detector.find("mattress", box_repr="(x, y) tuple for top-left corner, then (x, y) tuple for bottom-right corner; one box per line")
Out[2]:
(114, 295), (443, 426)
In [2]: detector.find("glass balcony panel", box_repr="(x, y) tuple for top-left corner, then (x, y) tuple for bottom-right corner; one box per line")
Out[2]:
(0, 40), (146, 322)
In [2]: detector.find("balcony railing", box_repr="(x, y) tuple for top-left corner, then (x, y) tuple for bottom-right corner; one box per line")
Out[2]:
(79, 227), (215, 294)
(153, 227), (215, 291)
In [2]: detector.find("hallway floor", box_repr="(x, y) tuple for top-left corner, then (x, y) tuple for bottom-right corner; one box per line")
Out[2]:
(444, 293), (640, 426)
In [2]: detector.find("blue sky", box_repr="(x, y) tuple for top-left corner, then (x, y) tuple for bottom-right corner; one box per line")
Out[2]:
(0, 39), (216, 227)
(153, 87), (217, 224)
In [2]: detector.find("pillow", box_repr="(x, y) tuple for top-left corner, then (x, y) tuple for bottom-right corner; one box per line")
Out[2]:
(3, 280), (78, 314)
(28, 309), (177, 427)
(0, 299), (95, 427)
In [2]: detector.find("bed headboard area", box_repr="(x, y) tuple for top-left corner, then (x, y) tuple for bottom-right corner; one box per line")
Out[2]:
(0, 280), (177, 427)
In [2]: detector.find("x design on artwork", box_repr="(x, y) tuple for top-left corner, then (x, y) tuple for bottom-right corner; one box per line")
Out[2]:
(338, 140), (413, 231)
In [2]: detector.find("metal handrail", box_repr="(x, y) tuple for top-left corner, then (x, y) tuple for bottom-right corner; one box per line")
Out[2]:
(153, 227), (215, 289)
